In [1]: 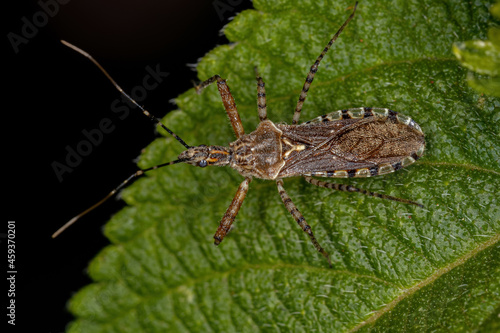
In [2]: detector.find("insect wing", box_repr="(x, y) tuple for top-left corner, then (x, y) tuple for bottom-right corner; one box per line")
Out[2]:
(277, 111), (424, 178)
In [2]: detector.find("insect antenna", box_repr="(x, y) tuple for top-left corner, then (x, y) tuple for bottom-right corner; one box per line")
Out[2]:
(52, 158), (187, 238)
(60, 40), (190, 149)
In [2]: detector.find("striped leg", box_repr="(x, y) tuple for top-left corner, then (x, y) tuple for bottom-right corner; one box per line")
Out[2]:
(254, 68), (268, 122)
(292, 2), (358, 125)
(195, 75), (245, 139)
(214, 177), (252, 245)
(303, 176), (423, 207)
(276, 179), (332, 267)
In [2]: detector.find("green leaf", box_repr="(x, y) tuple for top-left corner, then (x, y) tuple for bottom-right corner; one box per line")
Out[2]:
(453, 0), (500, 97)
(453, 40), (500, 76)
(67, 1), (500, 332)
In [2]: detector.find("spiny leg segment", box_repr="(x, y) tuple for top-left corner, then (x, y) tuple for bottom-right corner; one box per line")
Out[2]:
(276, 179), (332, 267)
(195, 75), (245, 139)
(213, 177), (252, 245)
(292, 2), (358, 125)
(303, 176), (424, 208)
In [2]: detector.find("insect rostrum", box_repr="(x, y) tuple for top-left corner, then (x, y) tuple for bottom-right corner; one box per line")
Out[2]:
(53, 2), (425, 267)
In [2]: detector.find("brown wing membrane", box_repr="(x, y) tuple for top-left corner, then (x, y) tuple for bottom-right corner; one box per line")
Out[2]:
(277, 116), (424, 178)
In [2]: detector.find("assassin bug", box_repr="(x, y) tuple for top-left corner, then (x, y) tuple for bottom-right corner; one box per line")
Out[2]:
(53, 2), (425, 267)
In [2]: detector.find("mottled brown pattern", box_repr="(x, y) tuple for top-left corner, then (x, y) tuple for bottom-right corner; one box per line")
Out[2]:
(277, 115), (424, 178)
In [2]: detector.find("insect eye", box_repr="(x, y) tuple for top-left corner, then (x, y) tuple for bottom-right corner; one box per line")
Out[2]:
(198, 160), (208, 168)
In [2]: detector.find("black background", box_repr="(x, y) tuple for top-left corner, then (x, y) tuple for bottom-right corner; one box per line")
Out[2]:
(5, 1), (253, 331)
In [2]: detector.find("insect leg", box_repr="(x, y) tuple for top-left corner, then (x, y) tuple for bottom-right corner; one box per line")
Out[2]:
(303, 176), (424, 208)
(254, 67), (268, 122)
(292, 2), (358, 125)
(195, 75), (245, 139)
(276, 179), (332, 267)
(213, 177), (252, 245)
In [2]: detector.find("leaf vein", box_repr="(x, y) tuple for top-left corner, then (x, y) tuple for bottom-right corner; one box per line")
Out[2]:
(347, 232), (500, 332)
